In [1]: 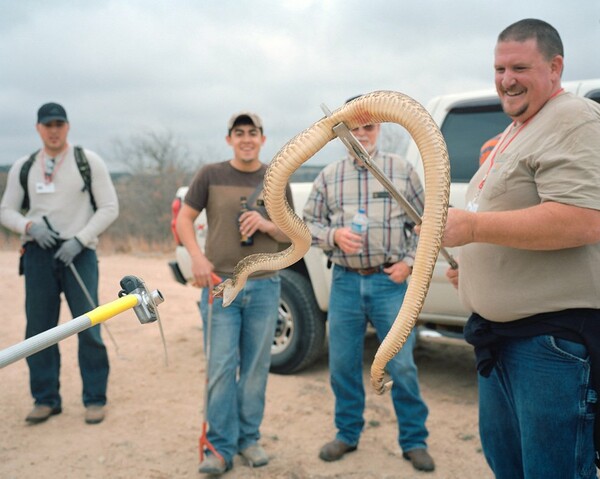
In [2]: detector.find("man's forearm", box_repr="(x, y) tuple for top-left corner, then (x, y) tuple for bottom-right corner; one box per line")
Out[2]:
(179, 223), (204, 258)
(449, 202), (600, 250)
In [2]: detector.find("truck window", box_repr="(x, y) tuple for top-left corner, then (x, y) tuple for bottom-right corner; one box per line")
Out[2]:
(290, 164), (325, 183)
(441, 103), (511, 182)
(586, 90), (600, 104)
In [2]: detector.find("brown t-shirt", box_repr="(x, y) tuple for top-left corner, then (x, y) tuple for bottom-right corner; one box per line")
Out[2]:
(184, 160), (293, 278)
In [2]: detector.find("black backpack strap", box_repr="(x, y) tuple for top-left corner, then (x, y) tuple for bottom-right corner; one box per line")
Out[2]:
(19, 146), (96, 212)
(74, 146), (97, 211)
(19, 150), (39, 211)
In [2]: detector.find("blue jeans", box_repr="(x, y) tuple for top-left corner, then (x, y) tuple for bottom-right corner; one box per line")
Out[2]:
(199, 275), (280, 465)
(479, 335), (597, 479)
(23, 242), (109, 408)
(327, 265), (429, 452)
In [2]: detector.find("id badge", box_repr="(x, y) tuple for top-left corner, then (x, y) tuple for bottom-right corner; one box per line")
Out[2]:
(36, 182), (56, 194)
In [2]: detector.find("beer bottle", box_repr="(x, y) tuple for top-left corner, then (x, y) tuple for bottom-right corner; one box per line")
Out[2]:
(239, 196), (254, 246)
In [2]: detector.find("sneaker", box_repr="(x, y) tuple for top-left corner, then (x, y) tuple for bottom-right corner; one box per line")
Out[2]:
(198, 454), (230, 475)
(318, 439), (357, 462)
(240, 444), (269, 467)
(402, 448), (435, 472)
(25, 405), (62, 424)
(85, 405), (105, 424)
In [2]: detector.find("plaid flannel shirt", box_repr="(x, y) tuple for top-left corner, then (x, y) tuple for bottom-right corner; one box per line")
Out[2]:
(303, 150), (425, 269)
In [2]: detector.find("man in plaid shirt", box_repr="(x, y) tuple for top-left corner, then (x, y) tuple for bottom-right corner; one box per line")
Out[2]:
(303, 101), (435, 473)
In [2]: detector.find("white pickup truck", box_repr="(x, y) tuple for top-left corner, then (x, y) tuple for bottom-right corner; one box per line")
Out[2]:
(170, 80), (600, 374)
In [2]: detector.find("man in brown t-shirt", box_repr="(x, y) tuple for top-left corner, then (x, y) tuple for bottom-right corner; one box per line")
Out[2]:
(176, 112), (291, 475)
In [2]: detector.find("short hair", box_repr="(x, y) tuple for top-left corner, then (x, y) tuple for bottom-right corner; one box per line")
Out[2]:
(498, 18), (563, 61)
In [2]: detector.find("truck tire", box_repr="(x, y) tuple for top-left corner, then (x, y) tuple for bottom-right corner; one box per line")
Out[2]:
(270, 269), (326, 374)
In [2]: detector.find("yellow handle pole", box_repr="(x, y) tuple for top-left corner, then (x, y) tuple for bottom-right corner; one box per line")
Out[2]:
(88, 295), (139, 326)
(0, 294), (141, 369)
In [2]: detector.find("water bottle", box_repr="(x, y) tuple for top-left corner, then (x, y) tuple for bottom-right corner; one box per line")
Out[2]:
(350, 208), (368, 253)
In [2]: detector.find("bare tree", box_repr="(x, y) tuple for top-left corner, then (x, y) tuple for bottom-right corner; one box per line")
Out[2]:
(106, 130), (202, 250)
(112, 129), (195, 175)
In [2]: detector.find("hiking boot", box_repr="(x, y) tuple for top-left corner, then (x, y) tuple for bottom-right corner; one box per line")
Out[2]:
(198, 454), (230, 475)
(25, 405), (62, 424)
(318, 439), (357, 462)
(403, 448), (435, 472)
(240, 444), (269, 467)
(85, 405), (105, 424)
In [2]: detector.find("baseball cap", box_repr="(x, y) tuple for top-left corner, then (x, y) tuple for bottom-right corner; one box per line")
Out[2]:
(37, 103), (68, 124)
(227, 111), (263, 132)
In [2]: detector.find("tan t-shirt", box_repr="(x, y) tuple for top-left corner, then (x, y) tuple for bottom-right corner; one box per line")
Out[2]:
(459, 92), (600, 322)
(184, 160), (293, 278)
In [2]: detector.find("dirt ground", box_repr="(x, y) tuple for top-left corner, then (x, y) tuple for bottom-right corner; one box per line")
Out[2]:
(0, 250), (493, 479)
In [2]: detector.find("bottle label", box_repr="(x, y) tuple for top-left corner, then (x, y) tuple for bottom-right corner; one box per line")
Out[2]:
(239, 197), (254, 246)
(351, 223), (366, 234)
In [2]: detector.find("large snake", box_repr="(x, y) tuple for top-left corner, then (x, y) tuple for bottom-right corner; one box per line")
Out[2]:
(214, 90), (450, 394)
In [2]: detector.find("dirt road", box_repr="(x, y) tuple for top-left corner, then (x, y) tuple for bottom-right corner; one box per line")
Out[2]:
(0, 251), (491, 478)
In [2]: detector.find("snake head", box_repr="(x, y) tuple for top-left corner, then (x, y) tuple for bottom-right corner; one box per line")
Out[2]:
(211, 278), (240, 307)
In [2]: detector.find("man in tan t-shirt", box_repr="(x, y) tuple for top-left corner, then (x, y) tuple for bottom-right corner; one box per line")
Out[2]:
(176, 112), (291, 475)
(441, 19), (600, 479)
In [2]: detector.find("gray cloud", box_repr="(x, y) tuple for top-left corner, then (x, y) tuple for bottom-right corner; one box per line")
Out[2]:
(1, 0), (598, 169)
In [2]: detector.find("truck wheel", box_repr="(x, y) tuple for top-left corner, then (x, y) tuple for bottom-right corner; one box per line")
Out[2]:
(270, 269), (326, 374)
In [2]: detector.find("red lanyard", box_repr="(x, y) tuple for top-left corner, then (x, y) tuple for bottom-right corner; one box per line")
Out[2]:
(40, 146), (69, 184)
(477, 122), (526, 190)
(478, 88), (564, 192)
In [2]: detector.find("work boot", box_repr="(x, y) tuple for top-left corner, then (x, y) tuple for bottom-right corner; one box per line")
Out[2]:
(240, 444), (269, 467)
(25, 405), (62, 424)
(85, 405), (105, 424)
(318, 439), (357, 462)
(199, 454), (230, 475)
(403, 448), (435, 472)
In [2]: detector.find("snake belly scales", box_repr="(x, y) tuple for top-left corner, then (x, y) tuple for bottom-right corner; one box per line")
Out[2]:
(214, 90), (450, 394)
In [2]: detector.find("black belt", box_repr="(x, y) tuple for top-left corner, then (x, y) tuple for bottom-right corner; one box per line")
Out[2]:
(342, 263), (394, 276)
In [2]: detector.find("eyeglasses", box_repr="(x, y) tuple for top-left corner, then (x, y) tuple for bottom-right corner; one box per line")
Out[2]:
(351, 124), (376, 133)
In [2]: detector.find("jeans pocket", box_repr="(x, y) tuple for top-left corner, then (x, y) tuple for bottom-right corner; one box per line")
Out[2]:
(549, 336), (589, 361)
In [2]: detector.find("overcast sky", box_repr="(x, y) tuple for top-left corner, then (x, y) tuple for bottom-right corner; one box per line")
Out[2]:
(1, 0), (598, 170)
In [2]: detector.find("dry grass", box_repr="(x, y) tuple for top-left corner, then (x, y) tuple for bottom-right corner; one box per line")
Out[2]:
(0, 234), (175, 256)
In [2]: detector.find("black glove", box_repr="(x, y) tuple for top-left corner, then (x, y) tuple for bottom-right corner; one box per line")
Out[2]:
(28, 222), (60, 249)
(54, 238), (84, 266)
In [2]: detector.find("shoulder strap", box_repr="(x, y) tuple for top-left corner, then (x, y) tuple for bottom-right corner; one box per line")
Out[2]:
(19, 147), (97, 212)
(19, 150), (39, 211)
(74, 146), (97, 211)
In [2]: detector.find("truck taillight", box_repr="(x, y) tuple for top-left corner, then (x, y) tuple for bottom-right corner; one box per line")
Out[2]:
(171, 197), (182, 245)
